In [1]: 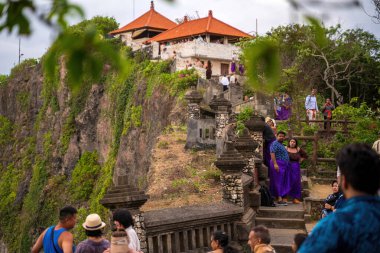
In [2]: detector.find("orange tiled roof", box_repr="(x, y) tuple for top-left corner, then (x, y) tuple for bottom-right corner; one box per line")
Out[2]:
(110, 1), (177, 35)
(147, 10), (253, 43)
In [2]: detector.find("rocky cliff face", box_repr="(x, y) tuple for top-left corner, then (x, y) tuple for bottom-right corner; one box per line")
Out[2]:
(0, 60), (187, 252)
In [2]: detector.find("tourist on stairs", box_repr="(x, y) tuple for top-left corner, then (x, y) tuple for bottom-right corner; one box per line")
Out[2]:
(113, 208), (141, 252)
(32, 206), (77, 253)
(247, 225), (275, 253)
(299, 144), (380, 253)
(208, 230), (238, 253)
(286, 138), (308, 204)
(321, 98), (335, 130)
(269, 131), (291, 205)
(305, 88), (319, 122)
(263, 116), (276, 168)
(76, 214), (109, 253)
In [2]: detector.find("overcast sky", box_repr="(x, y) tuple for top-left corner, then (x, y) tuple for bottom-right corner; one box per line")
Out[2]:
(0, 0), (379, 74)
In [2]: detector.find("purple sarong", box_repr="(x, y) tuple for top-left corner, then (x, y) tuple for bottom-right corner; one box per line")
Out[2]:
(231, 62), (236, 72)
(288, 161), (302, 199)
(277, 106), (291, 120)
(264, 138), (275, 168)
(269, 159), (291, 198)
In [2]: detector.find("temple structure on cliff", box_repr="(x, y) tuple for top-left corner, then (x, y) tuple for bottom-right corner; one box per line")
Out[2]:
(110, 1), (253, 77)
(109, 1), (177, 50)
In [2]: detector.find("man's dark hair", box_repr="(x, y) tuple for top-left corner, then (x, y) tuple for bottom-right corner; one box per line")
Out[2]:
(277, 131), (286, 136)
(85, 229), (103, 237)
(59, 206), (77, 221)
(113, 209), (134, 228)
(294, 233), (307, 250)
(331, 180), (338, 187)
(337, 143), (380, 195)
(252, 225), (271, 244)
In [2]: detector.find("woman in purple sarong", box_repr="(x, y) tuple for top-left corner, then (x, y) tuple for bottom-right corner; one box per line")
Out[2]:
(286, 138), (308, 204)
(269, 131), (291, 205)
(277, 93), (292, 120)
(230, 60), (236, 73)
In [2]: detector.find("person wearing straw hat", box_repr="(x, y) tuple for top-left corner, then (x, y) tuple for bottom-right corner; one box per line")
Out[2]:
(76, 213), (110, 253)
(32, 206), (77, 253)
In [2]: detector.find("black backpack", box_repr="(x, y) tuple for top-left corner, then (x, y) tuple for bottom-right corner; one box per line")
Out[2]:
(259, 185), (275, 207)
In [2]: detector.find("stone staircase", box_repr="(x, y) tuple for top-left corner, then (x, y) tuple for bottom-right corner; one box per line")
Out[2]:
(308, 168), (336, 188)
(256, 204), (307, 253)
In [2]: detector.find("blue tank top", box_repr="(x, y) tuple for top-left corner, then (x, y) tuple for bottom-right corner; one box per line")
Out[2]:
(43, 226), (75, 253)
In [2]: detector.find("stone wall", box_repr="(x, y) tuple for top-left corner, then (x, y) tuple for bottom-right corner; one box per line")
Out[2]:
(304, 197), (324, 220)
(187, 103), (200, 119)
(197, 78), (223, 105)
(215, 113), (229, 138)
(251, 131), (263, 159)
(221, 173), (243, 207)
(143, 203), (243, 253)
(133, 213), (147, 253)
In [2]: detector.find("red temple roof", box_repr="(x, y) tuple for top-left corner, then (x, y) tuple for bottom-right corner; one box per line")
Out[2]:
(147, 10), (253, 43)
(110, 1), (177, 35)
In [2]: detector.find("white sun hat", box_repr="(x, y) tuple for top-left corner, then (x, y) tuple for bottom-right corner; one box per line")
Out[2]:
(82, 213), (106, 231)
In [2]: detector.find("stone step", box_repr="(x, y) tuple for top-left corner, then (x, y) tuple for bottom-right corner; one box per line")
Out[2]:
(100, 194), (149, 205)
(257, 207), (304, 219)
(302, 176), (309, 189)
(317, 170), (337, 179)
(255, 217), (305, 229)
(311, 177), (336, 185)
(103, 191), (145, 198)
(106, 186), (136, 194)
(302, 189), (310, 198)
(270, 228), (306, 253)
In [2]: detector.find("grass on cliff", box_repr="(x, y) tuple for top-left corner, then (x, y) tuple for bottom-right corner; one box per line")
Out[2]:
(142, 124), (222, 211)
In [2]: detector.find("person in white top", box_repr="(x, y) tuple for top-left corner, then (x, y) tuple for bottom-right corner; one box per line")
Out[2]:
(305, 88), (319, 121)
(220, 74), (230, 91)
(372, 132), (380, 155)
(229, 73), (236, 85)
(113, 209), (141, 252)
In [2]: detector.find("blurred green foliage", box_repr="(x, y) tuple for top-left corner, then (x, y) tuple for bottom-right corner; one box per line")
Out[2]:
(236, 107), (254, 135)
(0, 74), (9, 87)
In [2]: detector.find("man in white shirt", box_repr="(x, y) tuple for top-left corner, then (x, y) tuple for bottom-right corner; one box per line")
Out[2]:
(220, 74), (230, 91)
(305, 88), (319, 121)
(372, 132), (380, 155)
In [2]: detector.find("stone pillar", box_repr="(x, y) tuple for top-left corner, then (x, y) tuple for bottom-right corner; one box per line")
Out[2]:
(214, 142), (247, 207)
(100, 187), (149, 253)
(234, 128), (262, 211)
(184, 86), (203, 119)
(133, 213), (147, 252)
(184, 86), (203, 149)
(244, 114), (266, 159)
(215, 142), (256, 246)
(209, 94), (232, 156)
(234, 128), (258, 176)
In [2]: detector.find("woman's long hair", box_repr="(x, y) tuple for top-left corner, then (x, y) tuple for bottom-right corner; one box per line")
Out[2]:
(287, 138), (298, 148)
(212, 230), (238, 253)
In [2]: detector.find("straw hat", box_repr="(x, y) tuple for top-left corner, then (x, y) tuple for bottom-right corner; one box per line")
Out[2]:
(82, 213), (106, 231)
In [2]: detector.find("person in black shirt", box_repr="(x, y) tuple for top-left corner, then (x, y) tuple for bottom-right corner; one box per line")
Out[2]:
(321, 180), (341, 218)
